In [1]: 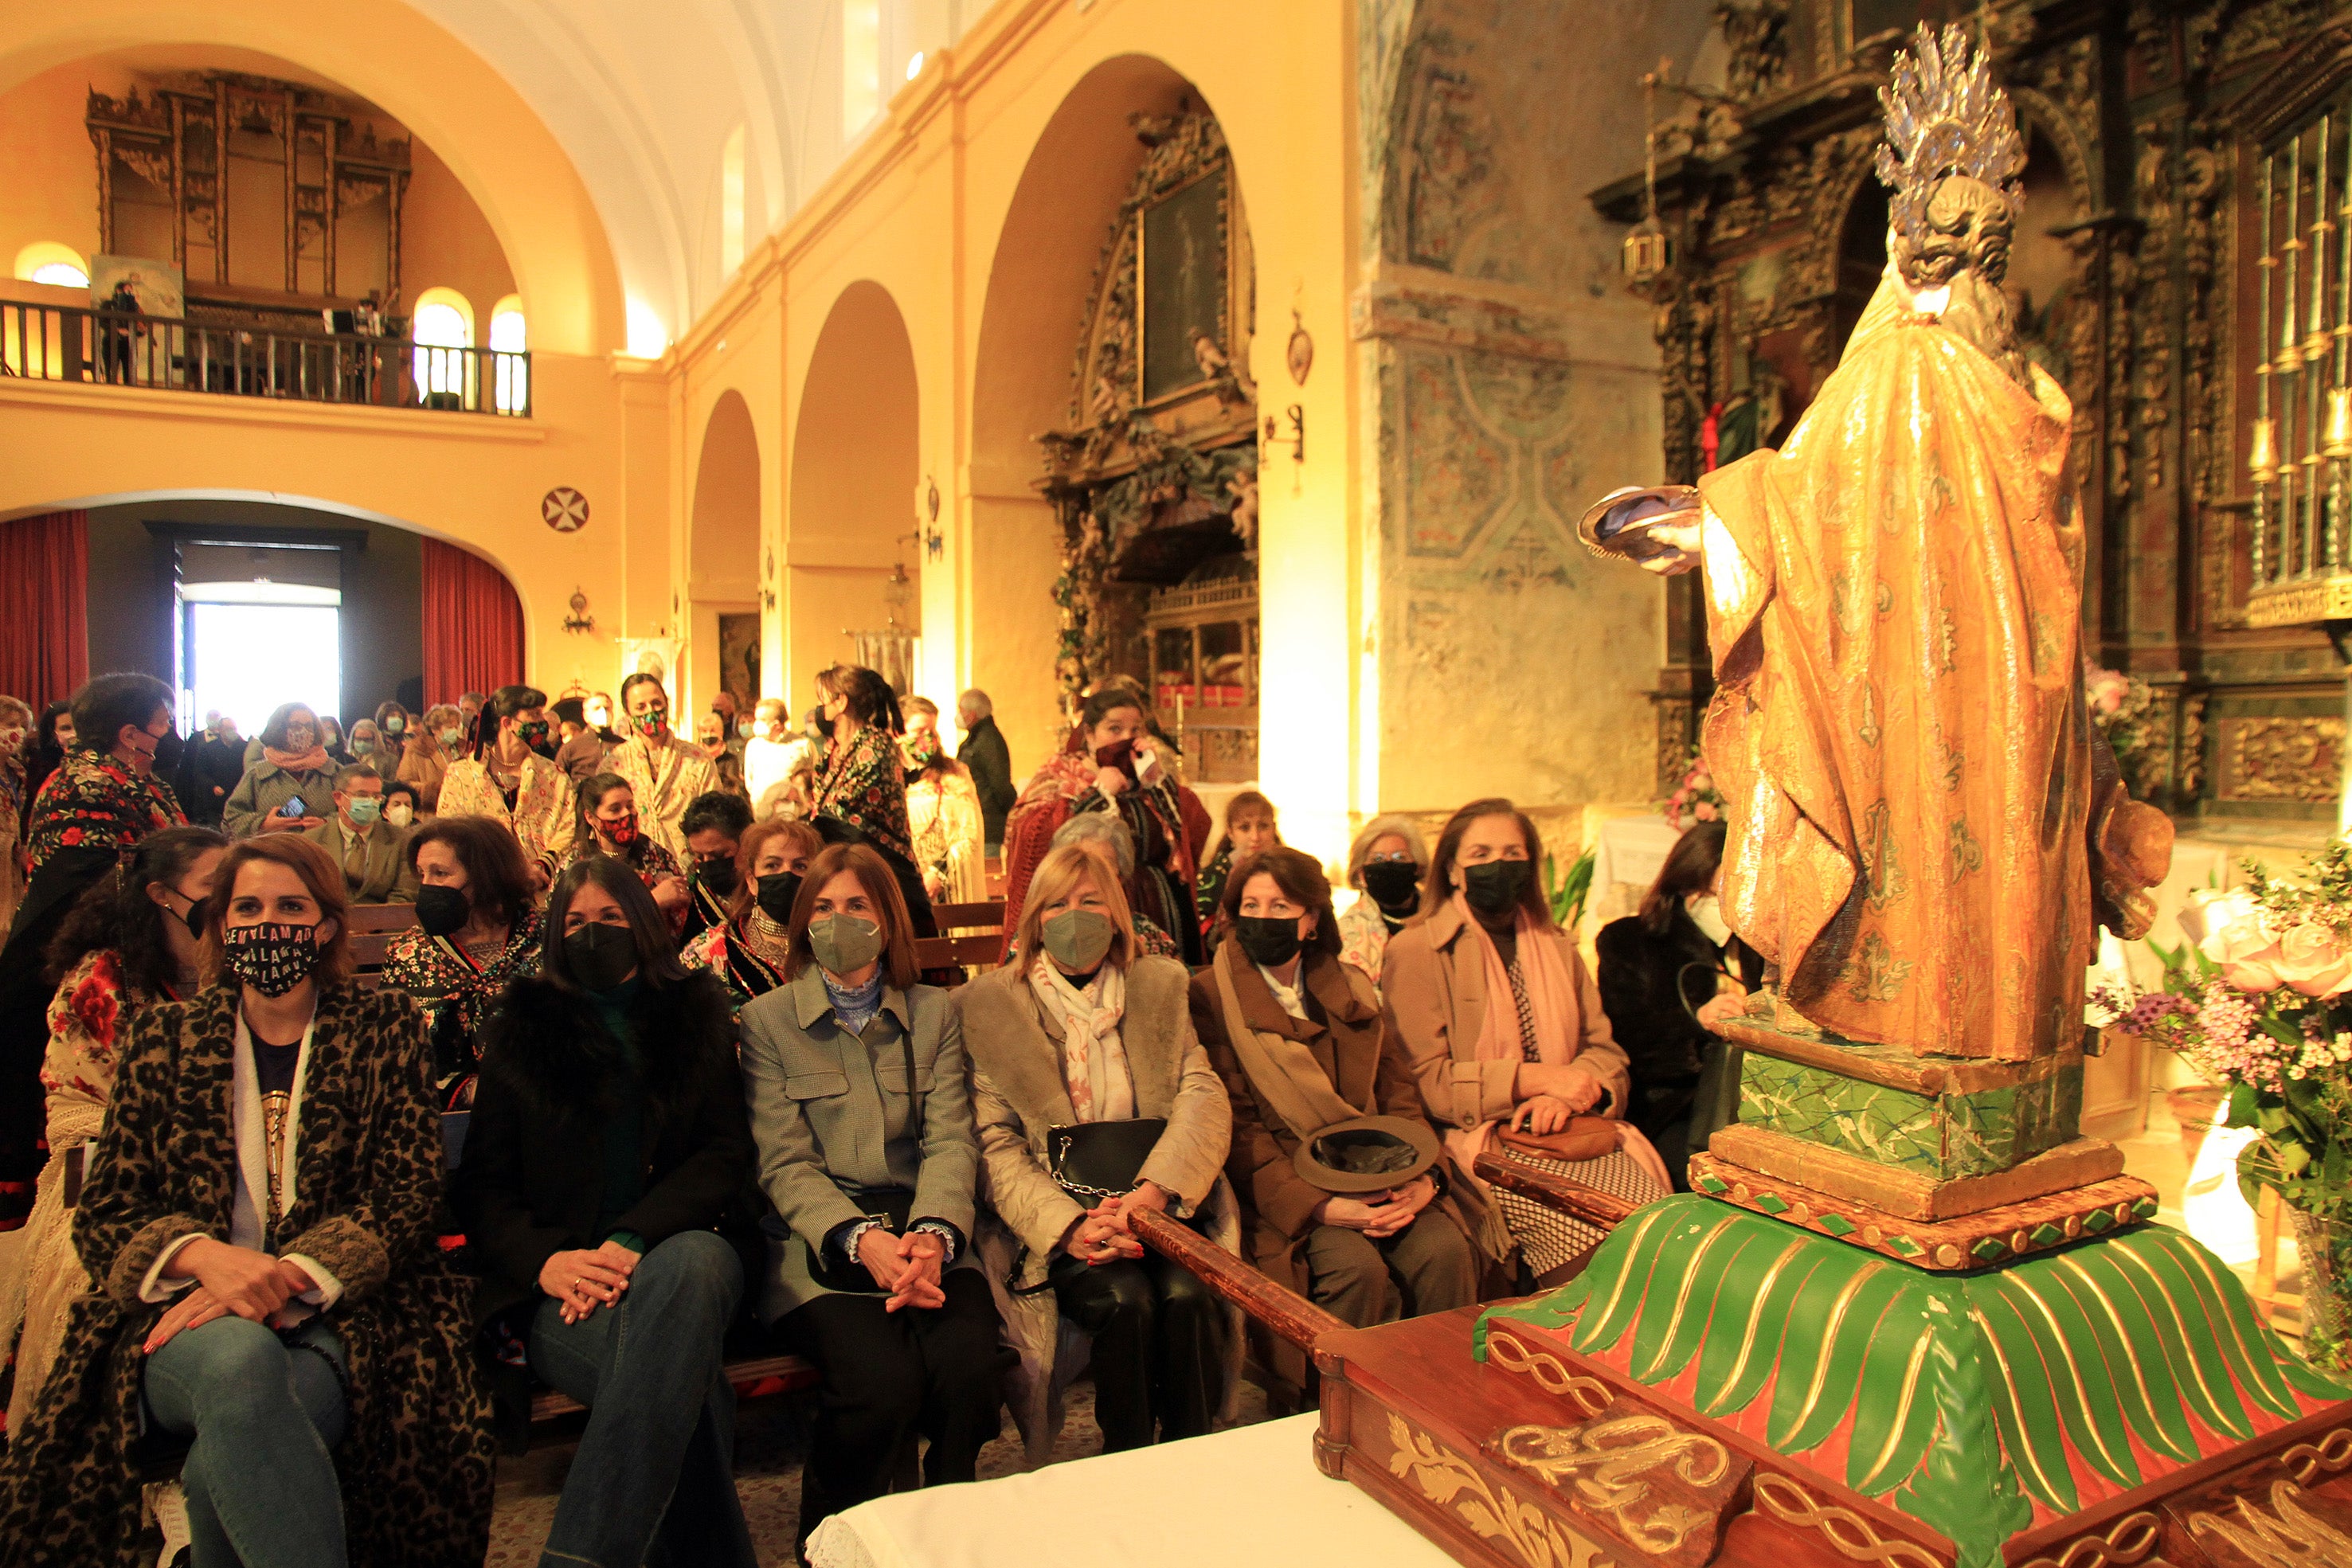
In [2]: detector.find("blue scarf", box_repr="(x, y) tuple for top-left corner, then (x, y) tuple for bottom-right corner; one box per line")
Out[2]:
(824, 972), (885, 1036)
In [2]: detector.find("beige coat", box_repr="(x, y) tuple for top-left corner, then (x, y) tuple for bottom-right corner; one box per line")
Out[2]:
(957, 957), (1241, 1463)
(303, 818), (420, 903)
(1379, 902), (1632, 1261)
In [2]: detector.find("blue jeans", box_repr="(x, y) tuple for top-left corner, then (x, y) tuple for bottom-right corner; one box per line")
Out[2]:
(143, 1316), (348, 1568)
(528, 1230), (755, 1568)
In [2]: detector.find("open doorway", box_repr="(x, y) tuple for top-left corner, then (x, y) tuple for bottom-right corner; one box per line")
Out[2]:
(176, 541), (344, 734)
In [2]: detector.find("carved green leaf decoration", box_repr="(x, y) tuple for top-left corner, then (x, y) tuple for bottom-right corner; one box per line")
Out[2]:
(1477, 1196), (2350, 1568)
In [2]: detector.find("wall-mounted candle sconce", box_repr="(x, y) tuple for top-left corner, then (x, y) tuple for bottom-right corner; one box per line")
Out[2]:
(919, 474), (944, 558)
(564, 588), (596, 635)
(1261, 404), (1305, 466)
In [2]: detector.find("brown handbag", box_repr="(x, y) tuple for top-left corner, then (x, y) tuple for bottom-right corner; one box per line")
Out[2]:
(1496, 1116), (1619, 1162)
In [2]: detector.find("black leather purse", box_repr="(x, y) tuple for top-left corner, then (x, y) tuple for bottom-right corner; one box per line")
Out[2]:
(1047, 1118), (1168, 1204)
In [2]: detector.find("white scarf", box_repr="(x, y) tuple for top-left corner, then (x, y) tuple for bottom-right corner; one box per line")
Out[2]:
(230, 1006), (316, 1254)
(1027, 955), (1133, 1124)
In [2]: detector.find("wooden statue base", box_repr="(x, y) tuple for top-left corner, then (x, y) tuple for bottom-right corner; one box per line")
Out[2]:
(1687, 1145), (2158, 1269)
(1313, 1196), (2352, 1568)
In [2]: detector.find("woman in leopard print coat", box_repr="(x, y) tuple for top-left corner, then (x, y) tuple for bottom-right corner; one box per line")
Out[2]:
(0, 843), (492, 1567)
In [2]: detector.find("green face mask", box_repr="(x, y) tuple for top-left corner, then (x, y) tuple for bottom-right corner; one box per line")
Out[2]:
(808, 913), (884, 976)
(1041, 908), (1114, 972)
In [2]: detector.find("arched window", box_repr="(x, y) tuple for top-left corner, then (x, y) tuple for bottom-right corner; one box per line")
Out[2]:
(13, 241), (88, 289)
(721, 124), (746, 278)
(489, 293), (527, 414)
(410, 286), (473, 408)
(842, 0), (882, 139)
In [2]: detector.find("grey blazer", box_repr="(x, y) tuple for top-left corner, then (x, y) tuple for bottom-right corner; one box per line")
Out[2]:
(303, 819), (419, 903)
(738, 965), (980, 1321)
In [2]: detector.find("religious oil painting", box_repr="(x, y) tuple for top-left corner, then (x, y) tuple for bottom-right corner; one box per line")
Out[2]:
(1139, 166), (1227, 403)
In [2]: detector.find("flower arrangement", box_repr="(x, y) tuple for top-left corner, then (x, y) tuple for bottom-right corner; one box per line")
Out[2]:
(1661, 748), (1724, 832)
(2107, 841), (2352, 1370)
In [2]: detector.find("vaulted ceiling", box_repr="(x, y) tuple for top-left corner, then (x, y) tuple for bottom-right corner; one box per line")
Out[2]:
(401, 0), (969, 350)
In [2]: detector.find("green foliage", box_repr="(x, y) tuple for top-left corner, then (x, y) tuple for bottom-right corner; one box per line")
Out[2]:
(1543, 849), (1595, 930)
(1484, 1198), (2350, 1568)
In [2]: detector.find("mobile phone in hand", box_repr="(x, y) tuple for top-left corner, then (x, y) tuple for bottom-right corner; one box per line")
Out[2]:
(280, 795), (307, 818)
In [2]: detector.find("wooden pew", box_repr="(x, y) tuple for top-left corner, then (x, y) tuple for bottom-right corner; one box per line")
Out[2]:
(914, 897), (1008, 981)
(1130, 1207), (1347, 1352)
(345, 902), (418, 983)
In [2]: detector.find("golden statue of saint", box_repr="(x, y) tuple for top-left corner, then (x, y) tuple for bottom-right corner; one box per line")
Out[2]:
(1585, 27), (2169, 1062)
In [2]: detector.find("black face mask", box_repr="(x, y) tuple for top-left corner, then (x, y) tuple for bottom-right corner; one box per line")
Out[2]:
(565, 921), (639, 991)
(221, 921), (324, 999)
(1462, 859), (1532, 917)
(416, 883), (470, 938)
(1235, 915), (1305, 968)
(757, 871), (803, 924)
(1361, 861), (1422, 911)
(696, 858), (740, 897)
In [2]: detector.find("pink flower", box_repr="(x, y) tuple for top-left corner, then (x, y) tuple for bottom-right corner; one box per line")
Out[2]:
(1694, 801), (1719, 822)
(2275, 921), (2352, 999)
(2086, 668), (2129, 717)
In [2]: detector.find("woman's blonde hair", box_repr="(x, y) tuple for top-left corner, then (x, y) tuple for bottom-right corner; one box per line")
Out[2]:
(200, 835), (356, 988)
(1013, 842), (1137, 970)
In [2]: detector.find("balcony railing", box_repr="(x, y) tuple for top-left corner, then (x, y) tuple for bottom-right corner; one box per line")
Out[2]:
(0, 302), (531, 417)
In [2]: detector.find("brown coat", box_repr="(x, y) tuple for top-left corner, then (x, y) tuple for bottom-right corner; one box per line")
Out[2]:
(1189, 944), (1473, 1382)
(1379, 903), (1631, 1265)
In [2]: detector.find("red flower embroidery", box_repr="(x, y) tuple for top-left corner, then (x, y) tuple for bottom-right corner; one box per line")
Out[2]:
(60, 826), (84, 846)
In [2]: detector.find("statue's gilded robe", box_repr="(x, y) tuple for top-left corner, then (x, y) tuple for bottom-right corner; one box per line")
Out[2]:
(1696, 277), (2088, 1061)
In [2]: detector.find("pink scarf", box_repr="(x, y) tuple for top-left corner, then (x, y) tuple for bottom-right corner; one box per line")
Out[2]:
(1443, 891), (1671, 1192)
(264, 744), (331, 775)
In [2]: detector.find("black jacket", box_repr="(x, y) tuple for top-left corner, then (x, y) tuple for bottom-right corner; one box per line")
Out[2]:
(458, 969), (757, 1325)
(176, 733), (248, 825)
(1595, 908), (1758, 1140)
(957, 715), (1016, 844)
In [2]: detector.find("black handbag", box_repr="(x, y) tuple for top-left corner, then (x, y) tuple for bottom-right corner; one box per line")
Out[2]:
(1046, 1117), (1168, 1204)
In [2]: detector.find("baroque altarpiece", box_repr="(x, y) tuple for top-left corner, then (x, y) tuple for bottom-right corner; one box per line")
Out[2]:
(1035, 108), (1266, 783)
(1598, 0), (2352, 825)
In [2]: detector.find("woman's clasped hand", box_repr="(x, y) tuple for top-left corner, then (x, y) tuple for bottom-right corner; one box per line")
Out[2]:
(535, 1238), (640, 1324)
(860, 1226), (949, 1311)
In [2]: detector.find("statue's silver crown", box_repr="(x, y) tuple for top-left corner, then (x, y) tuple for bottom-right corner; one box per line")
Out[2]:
(1874, 23), (2025, 251)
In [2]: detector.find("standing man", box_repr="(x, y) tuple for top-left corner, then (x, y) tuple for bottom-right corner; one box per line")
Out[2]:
(556, 690), (619, 783)
(177, 710), (248, 827)
(955, 688), (1015, 854)
(611, 674), (721, 862)
(303, 762), (418, 903)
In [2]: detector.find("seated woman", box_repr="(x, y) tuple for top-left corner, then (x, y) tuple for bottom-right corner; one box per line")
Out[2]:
(959, 841), (1235, 1460)
(1595, 820), (1760, 1190)
(571, 772), (690, 923)
(1189, 846), (1476, 1399)
(221, 702), (337, 837)
(682, 818), (822, 1013)
(738, 844), (1002, 1544)
(1000, 687), (1203, 965)
(461, 857), (758, 1568)
(1382, 798), (1670, 1289)
(384, 817), (542, 1092)
(0, 835), (493, 1567)
(1050, 813), (1183, 959)
(1334, 814), (1431, 989)
(1192, 788), (1280, 930)
(0, 825), (227, 1433)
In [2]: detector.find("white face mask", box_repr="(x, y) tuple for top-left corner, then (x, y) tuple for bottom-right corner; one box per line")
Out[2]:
(385, 802), (416, 829)
(1686, 892), (1732, 947)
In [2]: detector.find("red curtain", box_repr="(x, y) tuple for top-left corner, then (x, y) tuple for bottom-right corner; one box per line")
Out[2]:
(0, 510), (89, 710)
(421, 539), (524, 706)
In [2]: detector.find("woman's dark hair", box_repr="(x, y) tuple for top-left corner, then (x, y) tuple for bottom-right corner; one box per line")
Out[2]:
(540, 855), (687, 990)
(258, 701), (320, 751)
(46, 825), (229, 991)
(682, 790), (754, 842)
(1219, 844), (1341, 960)
(618, 672), (667, 714)
(1427, 796), (1553, 929)
(408, 815), (537, 932)
(382, 778), (420, 811)
(486, 683), (547, 729)
(1640, 820), (1728, 934)
(373, 699), (410, 736)
(576, 772), (634, 847)
(817, 665), (903, 737)
(1078, 684), (1148, 733)
(69, 672), (173, 755)
(787, 842), (919, 989)
(35, 700), (71, 749)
